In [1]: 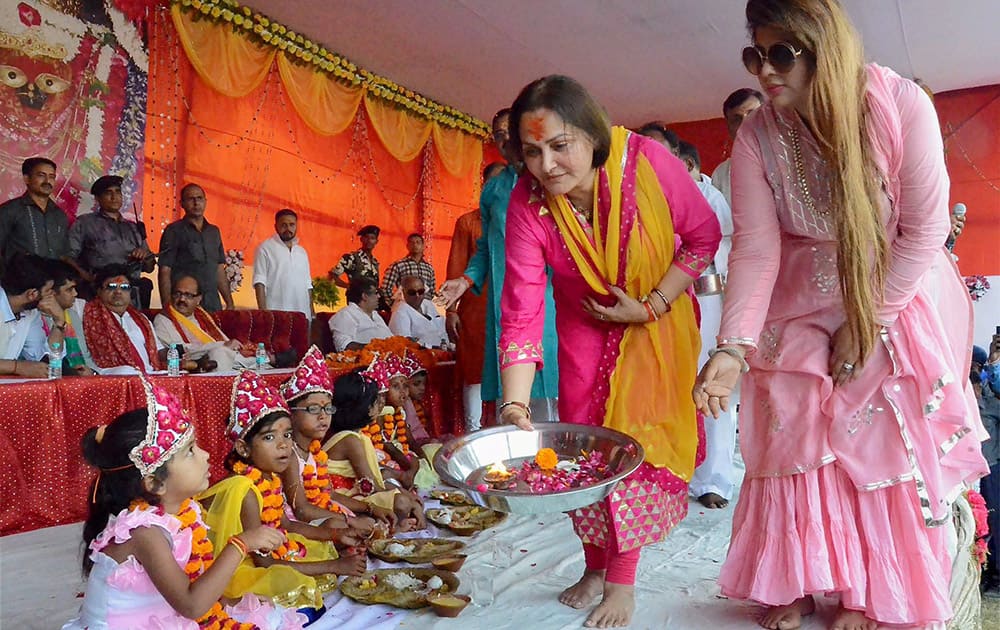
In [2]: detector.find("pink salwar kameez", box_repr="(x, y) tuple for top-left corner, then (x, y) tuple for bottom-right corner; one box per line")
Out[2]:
(717, 64), (989, 627)
(500, 131), (721, 580)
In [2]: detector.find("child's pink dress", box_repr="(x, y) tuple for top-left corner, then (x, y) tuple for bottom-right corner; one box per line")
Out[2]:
(63, 503), (306, 629)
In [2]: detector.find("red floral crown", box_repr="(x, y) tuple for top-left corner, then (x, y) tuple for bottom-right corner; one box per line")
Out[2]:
(128, 377), (195, 476)
(281, 345), (332, 402)
(401, 349), (426, 378)
(227, 370), (290, 441)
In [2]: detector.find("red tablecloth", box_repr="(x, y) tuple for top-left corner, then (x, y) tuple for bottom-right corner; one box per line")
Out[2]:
(0, 364), (462, 535)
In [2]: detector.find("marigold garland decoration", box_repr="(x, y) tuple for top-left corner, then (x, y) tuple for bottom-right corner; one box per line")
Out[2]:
(129, 499), (256, 629)
(325, 336), (438, 371)
(362, 407), (410, 456)
(301, 440), (342, 512)
(535, 448), (558, 471)
(231, 461), (306, 560)
(171, 0), (489, 138)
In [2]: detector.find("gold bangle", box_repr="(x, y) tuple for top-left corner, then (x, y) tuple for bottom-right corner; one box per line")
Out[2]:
(498, 400), (531, 419)
(651, 289), (671, 314)
(227, 535), (249, 559)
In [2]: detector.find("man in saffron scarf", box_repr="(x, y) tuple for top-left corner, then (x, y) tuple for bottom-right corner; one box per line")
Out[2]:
(84, 264), (187, 374)
(153, 273), (256, 372)
(499, 76), (720, 628)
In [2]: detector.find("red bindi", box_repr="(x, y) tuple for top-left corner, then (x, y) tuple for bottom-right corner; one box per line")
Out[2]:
(526, 115), (546, 142)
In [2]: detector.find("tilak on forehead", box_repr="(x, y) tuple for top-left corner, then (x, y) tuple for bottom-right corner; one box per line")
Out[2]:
(526, 114), (546, 142)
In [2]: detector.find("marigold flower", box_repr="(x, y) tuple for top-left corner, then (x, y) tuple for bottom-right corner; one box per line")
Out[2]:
(535, 448), (558, 470)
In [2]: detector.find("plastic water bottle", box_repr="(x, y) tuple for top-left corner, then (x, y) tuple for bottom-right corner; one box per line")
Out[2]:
(47, 341), (62, 380)
(255, 342), (268, 372)
(167, 344), (181, 376)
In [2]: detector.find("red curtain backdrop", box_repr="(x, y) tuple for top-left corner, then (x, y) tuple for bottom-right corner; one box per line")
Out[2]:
(143, 10), (482, 284)
(667, 84), (1000, 276)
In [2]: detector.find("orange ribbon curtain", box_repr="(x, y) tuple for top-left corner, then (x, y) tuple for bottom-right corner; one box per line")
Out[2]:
(144, 6), (483, 281)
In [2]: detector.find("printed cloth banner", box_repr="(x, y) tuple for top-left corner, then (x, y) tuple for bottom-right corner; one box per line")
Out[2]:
(0, 0), (149, 221)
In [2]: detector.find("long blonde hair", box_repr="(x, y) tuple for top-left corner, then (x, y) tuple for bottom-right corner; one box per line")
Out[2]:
(747, 0), (888, 360)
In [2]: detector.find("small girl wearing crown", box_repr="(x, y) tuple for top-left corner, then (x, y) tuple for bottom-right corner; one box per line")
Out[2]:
(324, 368), (426, 531)
(280, 346), (393, 528)
(356, 353), (423, 489)
(198, 370), (367, 617)
(64, 378), (305, 630)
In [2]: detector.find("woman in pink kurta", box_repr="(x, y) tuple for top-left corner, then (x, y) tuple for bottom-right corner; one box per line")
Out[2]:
(695, 2), (989, 629)
(498, 75), (720, 628)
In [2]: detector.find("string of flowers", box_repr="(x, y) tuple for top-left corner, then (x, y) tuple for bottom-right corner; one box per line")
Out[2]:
(231, 461), (305, 560)
(964, 274), (991, 301)
(130, 498), (256, 629)
(362, 407), (410, 456)
(170, 0), (490, 138)
(301, 440), (341, 511)
(325, 336), (437, 370)
(224, 249), (245, 293)
(967, 489), (989, 568)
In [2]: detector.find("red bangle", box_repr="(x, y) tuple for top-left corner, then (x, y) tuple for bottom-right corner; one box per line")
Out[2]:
(462, 274), (475, 289)
(227, 535), (248, 559)
(643, 301), (658, 322)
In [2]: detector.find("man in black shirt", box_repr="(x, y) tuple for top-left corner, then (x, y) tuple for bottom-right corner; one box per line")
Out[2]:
(157, 184), (232, 312)
(0, 157), (71, 270)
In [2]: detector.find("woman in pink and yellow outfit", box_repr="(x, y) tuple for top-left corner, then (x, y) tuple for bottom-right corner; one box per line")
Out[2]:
(498, 75), (721, 628)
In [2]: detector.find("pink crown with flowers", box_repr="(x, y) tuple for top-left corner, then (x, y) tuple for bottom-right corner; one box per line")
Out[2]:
(280, 345), (332, 402)
(227, 370), (290, 441)
(401, 350), (426, 378)
(361, 353), (393, 392)
(128, 377), (195, 476)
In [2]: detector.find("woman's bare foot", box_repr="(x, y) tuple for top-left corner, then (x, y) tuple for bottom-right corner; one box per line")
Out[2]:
(395, 516), (419, 532)
(584, 582), (635, 628)
(829, 605), (876, 630)
(697, 492), (729, 509)
(559, 570), (605, 609)
(759, 596), (815, 629)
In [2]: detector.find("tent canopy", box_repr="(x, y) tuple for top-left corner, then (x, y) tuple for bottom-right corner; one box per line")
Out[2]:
(243, 0), (1000, 125)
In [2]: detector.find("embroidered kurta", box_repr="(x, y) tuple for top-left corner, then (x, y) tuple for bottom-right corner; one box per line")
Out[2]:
(716, 64), (988, 625)
(500, 130), (719, 553)
(464, 164), (559, 401)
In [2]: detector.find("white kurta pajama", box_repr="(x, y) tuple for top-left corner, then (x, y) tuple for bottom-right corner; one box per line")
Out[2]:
(690, 173), (739, 501)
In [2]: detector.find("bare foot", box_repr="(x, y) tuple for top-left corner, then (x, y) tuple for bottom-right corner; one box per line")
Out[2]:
(558, 570), (605, 609)
(697, 492), (729, 509)
(759, 596), (815, 630)
(395, 516), (419, 532)
(584, 582), (635, 628)
(328, 553), (367, 576)
(829, 605), (876, 630)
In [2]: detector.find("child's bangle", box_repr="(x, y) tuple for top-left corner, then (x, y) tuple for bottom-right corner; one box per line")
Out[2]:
(227, 535), (249, 559)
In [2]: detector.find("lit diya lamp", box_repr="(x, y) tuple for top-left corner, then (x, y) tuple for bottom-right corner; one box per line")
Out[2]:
(483, 460), (514, 484)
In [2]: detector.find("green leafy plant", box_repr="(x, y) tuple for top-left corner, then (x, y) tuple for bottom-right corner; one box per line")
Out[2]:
(312, 276), (341, 308)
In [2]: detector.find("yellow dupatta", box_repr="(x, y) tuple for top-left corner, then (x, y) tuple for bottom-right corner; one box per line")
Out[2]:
(166, 304), (216, 344)
(546, 126), (701, 480)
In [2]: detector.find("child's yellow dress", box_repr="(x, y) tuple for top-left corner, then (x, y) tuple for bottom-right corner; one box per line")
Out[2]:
(322, 430), (401, 511)
(198, 473), (339, 609)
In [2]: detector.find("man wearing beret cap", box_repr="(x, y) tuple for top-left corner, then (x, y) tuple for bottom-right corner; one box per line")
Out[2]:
(68, 175), (156, 306)
(329, 224), (381, 289)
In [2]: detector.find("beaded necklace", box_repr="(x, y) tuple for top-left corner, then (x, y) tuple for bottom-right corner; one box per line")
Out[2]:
(129, 499), (256, 630)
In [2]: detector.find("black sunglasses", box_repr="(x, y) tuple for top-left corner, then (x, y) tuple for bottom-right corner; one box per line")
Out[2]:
(742, 42), (805, 75)
(406, 288), (426, 297)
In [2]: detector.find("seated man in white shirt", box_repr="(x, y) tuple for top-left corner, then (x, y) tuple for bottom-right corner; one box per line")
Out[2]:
(0, 254), (67, 377)
(83, 264), (198, 374)
(389, 275), (448, 349)
(153, 273), (257, 372)
(329, 278), (392, 352)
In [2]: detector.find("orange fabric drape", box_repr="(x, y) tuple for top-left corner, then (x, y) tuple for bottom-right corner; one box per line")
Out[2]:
(169, 6), (481, 177)
(145, 8), (482, 285)
(277, 55), (363, 136)
(171, 4), (275, 98)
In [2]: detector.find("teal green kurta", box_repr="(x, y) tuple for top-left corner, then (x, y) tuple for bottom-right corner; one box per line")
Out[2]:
(464, 164), (559, 401)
